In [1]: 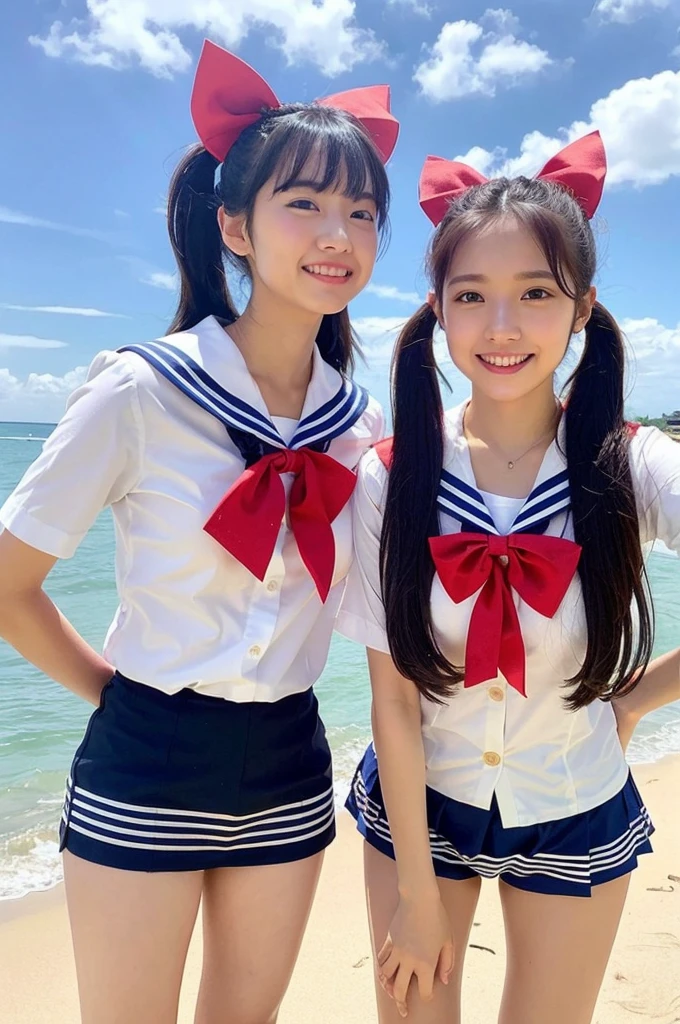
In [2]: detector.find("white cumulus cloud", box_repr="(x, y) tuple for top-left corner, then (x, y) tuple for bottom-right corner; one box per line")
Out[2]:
(593, 0), (673, 23)
(387, 0), (431, 15)
(0, 366), (89, 422)
(621, 317), (680, 415)
(29, 0), (385, 78)
(452, 68), (680, 189)
(414, 8), (554, 102)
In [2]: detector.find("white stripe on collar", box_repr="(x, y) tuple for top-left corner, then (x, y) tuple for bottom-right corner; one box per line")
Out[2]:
(438, 401), (571, 535)
(438, 465), (570, 536)
(119, 335), (368, 451)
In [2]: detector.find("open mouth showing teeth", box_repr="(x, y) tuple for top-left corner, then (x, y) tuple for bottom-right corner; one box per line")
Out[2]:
(478, 354), (532, 367)
(302, 265), (352, 278)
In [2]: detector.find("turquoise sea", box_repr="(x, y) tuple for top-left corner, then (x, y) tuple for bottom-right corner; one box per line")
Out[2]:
(1, 421), (679, 901)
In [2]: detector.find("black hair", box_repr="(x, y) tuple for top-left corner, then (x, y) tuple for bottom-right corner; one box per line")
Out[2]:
(383, 177), (652, 709)
(166, 103), (390, 373)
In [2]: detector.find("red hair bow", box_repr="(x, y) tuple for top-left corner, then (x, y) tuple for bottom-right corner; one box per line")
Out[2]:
(191, 40), (399, 164)
(419, 131), (607, 226)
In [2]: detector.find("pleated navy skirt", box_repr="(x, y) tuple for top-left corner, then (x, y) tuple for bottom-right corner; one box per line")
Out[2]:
(60, 672), (335, 872)
(347, 743), (654, 897)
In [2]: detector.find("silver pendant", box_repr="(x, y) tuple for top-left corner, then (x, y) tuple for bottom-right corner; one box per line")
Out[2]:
(507, 461), (514, 470)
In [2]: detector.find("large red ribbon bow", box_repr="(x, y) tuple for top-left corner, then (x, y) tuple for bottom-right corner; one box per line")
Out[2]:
(429, 532), (581, 696)
(204, 448), (357, 603)
(191, 40), (399, 164)
(419, 131), (607, 226)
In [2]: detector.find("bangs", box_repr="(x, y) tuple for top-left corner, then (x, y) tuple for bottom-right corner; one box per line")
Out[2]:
(432, 204), (582, 302)
(511, 205), (580, 300)
(431, 177), (593, 304)
(253, 110), (390, 231)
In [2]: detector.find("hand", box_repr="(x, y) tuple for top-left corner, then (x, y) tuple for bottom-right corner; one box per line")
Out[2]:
(612, 696), (639, 753)
(377, 892), (454, 1018)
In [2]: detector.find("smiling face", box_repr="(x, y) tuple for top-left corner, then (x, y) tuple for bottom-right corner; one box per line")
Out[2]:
(433, 215), (596, 404)
(218, 120), (385, 323)
(245, 171), (379, 316)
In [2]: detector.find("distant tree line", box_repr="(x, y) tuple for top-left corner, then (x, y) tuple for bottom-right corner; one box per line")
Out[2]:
(634, 411), (680, 429)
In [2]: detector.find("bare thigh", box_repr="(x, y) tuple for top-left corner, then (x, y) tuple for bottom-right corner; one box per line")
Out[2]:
(194, 851), (324, 1024)
(364, 843), (482, 1024)
(63, 850), (204, 1024)
(498, 873), (631, 1024)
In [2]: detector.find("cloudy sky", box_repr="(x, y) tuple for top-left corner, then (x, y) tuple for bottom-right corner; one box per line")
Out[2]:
(1, 0), (680, 421)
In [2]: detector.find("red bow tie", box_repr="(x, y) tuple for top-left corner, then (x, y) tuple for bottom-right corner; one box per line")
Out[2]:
(204, 448), (357, 602)
(428, 532), (581, 696)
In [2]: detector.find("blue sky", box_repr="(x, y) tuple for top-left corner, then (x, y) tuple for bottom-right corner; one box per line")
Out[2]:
(1, 0), (680, 421)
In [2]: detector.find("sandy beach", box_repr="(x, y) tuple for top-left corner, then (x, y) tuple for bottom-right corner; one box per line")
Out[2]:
(1, 757), (678, 1024)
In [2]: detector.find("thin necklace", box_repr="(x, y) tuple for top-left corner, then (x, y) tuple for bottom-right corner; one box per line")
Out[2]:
(464, 403), (561, 471)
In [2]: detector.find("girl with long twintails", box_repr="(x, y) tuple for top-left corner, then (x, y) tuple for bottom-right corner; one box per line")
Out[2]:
(339, 133), (680, 1023)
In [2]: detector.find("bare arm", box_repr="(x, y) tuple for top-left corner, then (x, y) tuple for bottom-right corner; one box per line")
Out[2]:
(367, 648), (454, 1012)
(0, 530), (114, 705)
(613, 647), (680, 750)
(369, 648), (439, 901)
(621, 429), (680, 742)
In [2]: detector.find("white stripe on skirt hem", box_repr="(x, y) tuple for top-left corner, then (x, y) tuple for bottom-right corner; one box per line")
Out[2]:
(63, 782), (335, 853)
(352, 778), (651, 883)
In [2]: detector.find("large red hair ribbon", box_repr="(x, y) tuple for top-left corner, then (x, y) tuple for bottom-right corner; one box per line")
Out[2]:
(419, 131), (607, 227)
(191, 40), (399, 163)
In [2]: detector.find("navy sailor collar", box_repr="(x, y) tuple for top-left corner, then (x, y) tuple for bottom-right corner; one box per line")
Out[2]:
(119, 315), (368, 451)
(438, 401), (571, 536)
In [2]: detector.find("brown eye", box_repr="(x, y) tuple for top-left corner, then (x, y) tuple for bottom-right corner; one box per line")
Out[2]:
(287, 199), (318, 211)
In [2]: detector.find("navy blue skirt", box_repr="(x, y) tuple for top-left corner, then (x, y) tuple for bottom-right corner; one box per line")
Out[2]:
(347, 744), (654, 897)
(60, 672), (335, 872)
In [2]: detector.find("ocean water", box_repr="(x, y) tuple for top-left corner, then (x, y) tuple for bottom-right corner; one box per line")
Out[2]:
(0, 421), (679, 901)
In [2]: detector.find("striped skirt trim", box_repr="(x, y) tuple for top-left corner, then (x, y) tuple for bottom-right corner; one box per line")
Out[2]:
(63, 778), (335, 854)
(347, 747), (654, 896)
(354, 776), (653, 882)
(58, 673), (336, 870)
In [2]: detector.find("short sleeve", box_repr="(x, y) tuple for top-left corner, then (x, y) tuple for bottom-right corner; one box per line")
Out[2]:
(629, 426), (680, 553)
(0, 350), (143, 558)
(336, 446), (390, 653)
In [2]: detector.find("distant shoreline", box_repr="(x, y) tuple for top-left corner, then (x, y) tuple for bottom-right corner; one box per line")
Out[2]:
(0, 422), (57, 428)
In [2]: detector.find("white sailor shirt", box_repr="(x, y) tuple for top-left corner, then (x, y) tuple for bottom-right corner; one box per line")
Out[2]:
(0, 315), (384, 701)
(337, 400), (680, 827)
